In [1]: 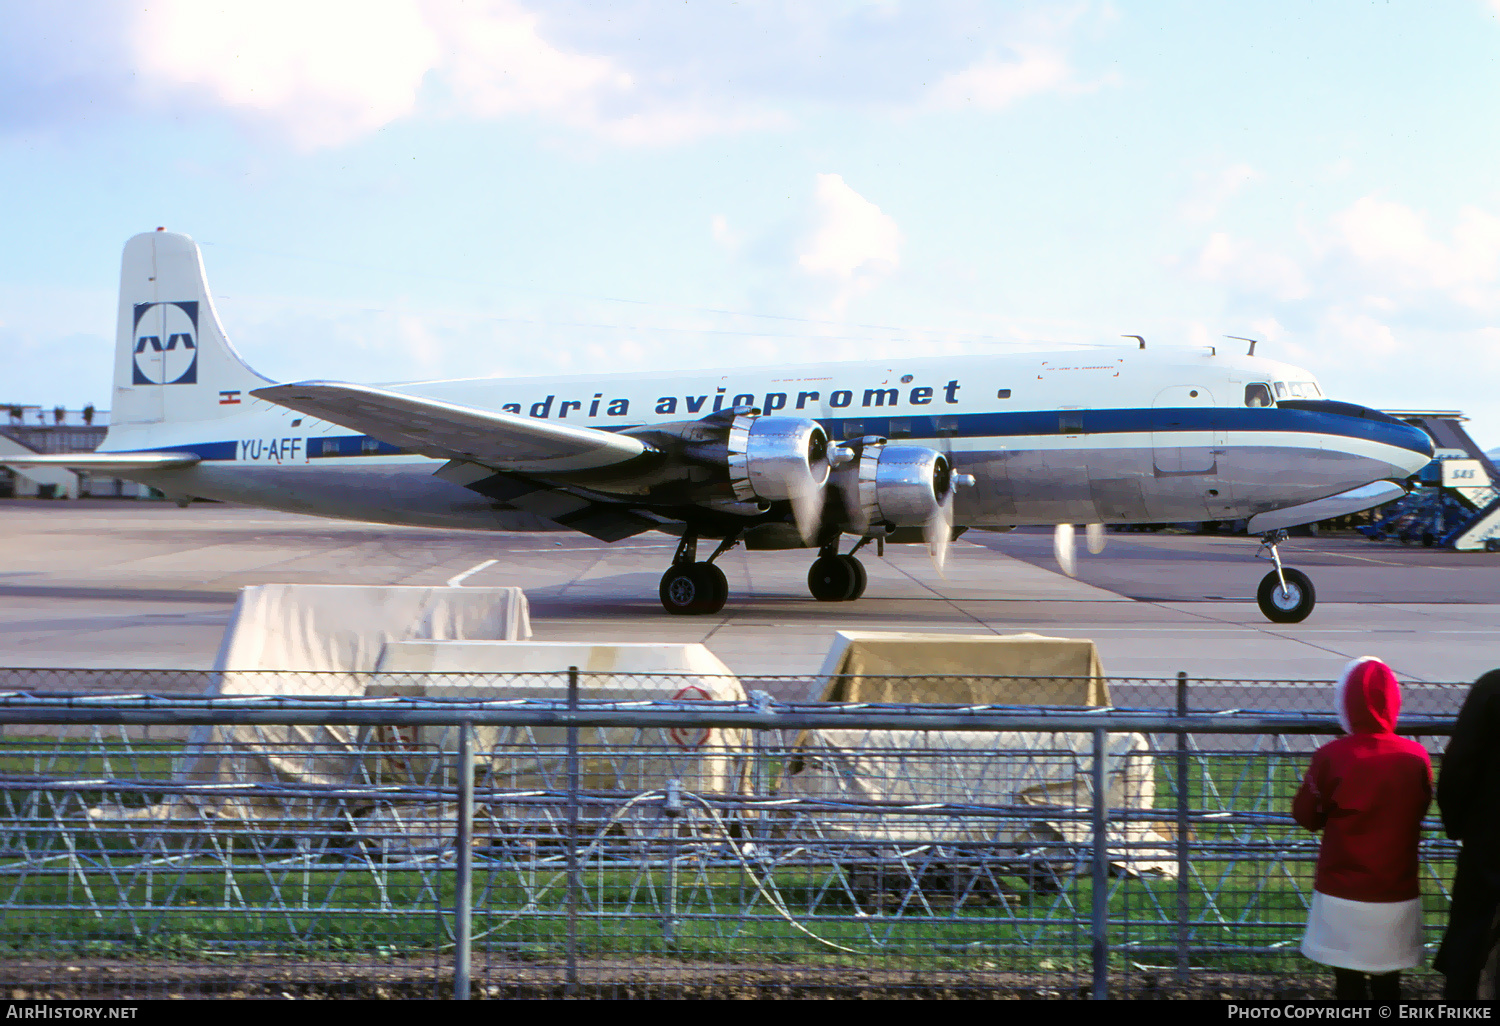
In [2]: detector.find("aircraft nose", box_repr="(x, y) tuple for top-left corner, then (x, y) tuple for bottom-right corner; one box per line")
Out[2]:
(1352, 405), (1434, 477)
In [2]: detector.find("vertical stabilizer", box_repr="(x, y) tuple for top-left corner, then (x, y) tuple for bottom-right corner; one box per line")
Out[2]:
(111, 230), (272, 428)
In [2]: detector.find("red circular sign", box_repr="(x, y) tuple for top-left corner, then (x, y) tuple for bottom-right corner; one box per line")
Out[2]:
(669, 685), (711, 748)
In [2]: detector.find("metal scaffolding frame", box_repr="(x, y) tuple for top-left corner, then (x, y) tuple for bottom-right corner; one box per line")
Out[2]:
(0, 670), (1463, 999)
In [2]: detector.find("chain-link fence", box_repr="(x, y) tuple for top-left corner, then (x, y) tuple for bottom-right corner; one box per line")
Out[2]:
(0, 669), (1471, 999)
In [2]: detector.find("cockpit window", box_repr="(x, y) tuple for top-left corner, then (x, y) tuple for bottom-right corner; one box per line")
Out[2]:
(1297, 381), (1322, 397)
(1274, 381), (1288, 398)
(1244, 383), (1273, 408)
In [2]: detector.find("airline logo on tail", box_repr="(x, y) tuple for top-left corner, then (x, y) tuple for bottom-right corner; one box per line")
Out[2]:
(132, 301), (198, 385)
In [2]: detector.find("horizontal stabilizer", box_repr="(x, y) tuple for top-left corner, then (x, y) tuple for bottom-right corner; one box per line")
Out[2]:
(1247, 481), (1407, 534)
(252, 381), (653, 475)
(0, 452), (200, 472)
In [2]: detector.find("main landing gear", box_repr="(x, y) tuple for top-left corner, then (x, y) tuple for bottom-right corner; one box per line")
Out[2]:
(658, 532), (733, 616)
(1255, 530), (1317, 624)
(657, 532), (878, 614)
(807, 536), (872, 602)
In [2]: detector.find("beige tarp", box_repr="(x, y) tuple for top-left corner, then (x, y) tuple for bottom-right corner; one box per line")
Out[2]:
(90, 584), (532, 825)
(780, 631), (1174, 876)
(811, 630), (1107, 706)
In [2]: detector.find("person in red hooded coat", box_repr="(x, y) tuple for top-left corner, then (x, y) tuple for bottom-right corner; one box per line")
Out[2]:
(1293, 656), (1433, 1002)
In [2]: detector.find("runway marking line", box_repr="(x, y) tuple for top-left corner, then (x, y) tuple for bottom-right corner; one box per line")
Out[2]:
(445, 559), (498, 587)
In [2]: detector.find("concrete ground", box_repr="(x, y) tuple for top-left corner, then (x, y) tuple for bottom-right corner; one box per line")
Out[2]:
(0, 499), (1496, 683)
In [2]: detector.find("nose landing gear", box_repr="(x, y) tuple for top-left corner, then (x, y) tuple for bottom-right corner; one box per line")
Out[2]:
(1255, 530), (1317, 623)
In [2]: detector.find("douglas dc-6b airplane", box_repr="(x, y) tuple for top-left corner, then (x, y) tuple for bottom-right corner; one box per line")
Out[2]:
(4, 230), (1434, 622)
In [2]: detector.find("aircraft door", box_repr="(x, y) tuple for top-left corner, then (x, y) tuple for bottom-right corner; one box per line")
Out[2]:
(1150, 385), (1237, 519)
(1151, 386), (1217, 474)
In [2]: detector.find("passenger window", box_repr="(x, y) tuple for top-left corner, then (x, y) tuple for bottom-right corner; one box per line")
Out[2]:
(888, 418), (912, 439)
(1244, 384), (1273, 408)
(936, 416), (959, 437)
(840, 420), (863, 440)
(361, 437), (380, 454)
(1058, 412), (1084, 434)
(319, 438), (340, 456)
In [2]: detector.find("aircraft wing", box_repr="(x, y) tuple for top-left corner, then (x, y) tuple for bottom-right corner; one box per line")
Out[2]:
(252, 381), (654, 474)
(0, 452), (201, 472)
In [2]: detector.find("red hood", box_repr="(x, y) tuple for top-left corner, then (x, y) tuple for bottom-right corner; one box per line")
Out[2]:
(1336, 657), (1400, 734)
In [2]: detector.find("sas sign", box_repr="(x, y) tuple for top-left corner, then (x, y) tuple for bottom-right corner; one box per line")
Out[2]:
(1441, 459), (1490, 489)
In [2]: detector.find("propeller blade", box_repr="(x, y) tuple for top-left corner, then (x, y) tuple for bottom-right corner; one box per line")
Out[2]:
(1053, 523), (1077, 577)
(925, 491), (954, 577)
(1086, 523), (1106, 554)
(789, 481), (825, 546)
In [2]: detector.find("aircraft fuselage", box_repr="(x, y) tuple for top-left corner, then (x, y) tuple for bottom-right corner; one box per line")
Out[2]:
(108, 349), (1433, 534)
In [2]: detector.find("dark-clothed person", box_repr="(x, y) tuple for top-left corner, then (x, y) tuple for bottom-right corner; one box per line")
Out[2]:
(1435, 669), (1500, 999)
(1293, 657), (1433, 1002)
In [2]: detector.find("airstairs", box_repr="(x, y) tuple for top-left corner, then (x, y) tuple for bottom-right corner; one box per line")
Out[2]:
(1360, 411), (1500, 551)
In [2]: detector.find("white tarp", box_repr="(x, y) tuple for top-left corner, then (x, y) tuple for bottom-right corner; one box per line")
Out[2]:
(213, 584), (532, 681)
(91, 584), (531, 825)
(355, 642), (746, 849)
(777, 726), (1175, 875)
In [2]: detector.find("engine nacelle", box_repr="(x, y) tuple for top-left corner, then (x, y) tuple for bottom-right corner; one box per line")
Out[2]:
(726, 414), (832, 503)
(847, 442), (959, 529)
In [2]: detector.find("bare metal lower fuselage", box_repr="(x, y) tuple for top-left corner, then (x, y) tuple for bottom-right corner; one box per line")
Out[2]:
(123, 430), (1417, 537)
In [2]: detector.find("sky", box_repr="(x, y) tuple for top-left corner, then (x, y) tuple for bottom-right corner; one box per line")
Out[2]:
(1, 1), (1498, 451)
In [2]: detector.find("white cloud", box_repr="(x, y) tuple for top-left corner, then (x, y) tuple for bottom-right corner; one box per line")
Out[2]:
(799, 174), (901, 280)
(797, 174), (901, 313)
(0, 3), (1103, 147)
(1195, 232), (1310, 302)
(710, 214), (741, 253)
(133, 0), (440, 148)
(1197, 194), (1500, 318)
(1318, 306), (1401, 358)
(122, 0), (791, 147)
(926, 46), (1073, 110)
(1179, 163), (1261, 224)
(1179, 193), (1500, 439)
(1330, 195), (1500, 304)
(425, 1), (629, 121)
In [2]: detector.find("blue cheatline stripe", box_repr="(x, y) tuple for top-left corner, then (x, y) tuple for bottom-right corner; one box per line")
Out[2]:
(114, 405), (1432, 462)
(812, 406), (1431, 456)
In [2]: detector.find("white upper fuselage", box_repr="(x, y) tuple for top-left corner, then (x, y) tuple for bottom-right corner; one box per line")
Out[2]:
(102, 346), (1432, 533)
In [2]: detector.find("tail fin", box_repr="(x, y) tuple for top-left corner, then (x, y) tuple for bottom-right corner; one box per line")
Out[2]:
(111, 230), (272, 428)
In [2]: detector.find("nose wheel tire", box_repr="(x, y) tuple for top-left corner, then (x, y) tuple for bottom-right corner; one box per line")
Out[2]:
(659, 562), (729, 615)
(1256, 568), (1316, 623)
(809, 555), (865, 602)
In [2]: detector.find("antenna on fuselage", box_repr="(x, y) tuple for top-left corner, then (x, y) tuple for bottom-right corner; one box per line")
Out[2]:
(1227, 335), (1260, 356)
(1122, 334), (1145, 349)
